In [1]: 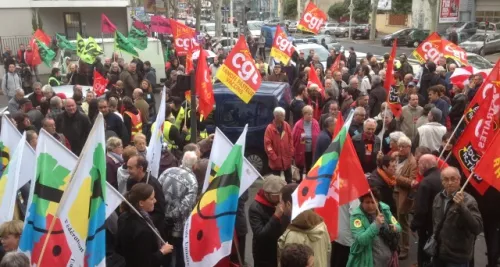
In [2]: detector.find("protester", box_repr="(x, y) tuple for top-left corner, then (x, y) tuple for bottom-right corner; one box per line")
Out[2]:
(264, 107), (294, 183)
(42, 117), (69, 148)
(319, 101), (339, 130)
(55, 99), (91, 156)
(399, 93), (423, 142)
(292, 105), (320, 177)
(368, 75), (387, 118)
(7, 89), (24, 115)
(120, 62), (139, 97)
(280, 244), (314, 267)
(290, 85), (308, 124)
(0, 220), (23, 256)
(100, 99), (129, 144)
(415, 107), (447, 151)
(122, 96), (143, 144)
(139, 80), (156, 120)
(0, 252), (30, 267)
(106, 137), (124, 189)
(314, 117), (336, 163)
(133, 88), (150, 124)
(116, 183), (173, 267)
(353, 118), (381, 173)
(1, 64), (22, 101)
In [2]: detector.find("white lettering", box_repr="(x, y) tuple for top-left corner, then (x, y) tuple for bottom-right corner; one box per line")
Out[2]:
(421, 41), (441, 63)
(276, 35), (293, 53)
(444, 44), (467, 62)
(231, 52), (259, 84)
(304, 13), (324, 31)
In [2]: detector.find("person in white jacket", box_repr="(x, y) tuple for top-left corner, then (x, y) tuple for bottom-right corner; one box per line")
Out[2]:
(416, 108), (447, 152)
(1, 64), (22, 101)
(359, 65), (372, 94)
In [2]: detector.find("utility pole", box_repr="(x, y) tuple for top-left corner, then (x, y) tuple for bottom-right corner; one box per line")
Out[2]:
(348, 0), (354, 40)
(296, 0), (301, 21)
(230, 0), (234, 26)
(369, 0), (378, 40)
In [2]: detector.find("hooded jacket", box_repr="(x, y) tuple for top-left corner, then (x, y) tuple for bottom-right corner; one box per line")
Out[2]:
(278, 210), (331, 267)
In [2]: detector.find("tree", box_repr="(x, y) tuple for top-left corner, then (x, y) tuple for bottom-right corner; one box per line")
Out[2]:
(391, 0), (412, 14)
(428, 0), (437, 32)
(284, 0), (297, 19)
(369, 0), (378, 40)
(344, 0), (371, 23)
(328, 2), (348, 21)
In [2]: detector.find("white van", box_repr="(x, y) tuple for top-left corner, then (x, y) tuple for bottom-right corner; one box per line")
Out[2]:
(68, 37), (166, 84)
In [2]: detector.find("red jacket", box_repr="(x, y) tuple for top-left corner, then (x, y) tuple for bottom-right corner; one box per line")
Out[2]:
(292, 118), (320, 167)
(264, 120), (294, 171)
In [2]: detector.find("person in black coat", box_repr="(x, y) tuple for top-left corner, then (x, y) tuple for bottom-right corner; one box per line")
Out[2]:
(410, 154), (443, 267)
(418, 62), (440, 103)
(352, 118), (381, 174)
(375, 111), (398, 154)
(449, 83), (467, 131)
(367, 155), (398, 215)
(116, 183), (173, 267)
(249, 175), (290, 267)
(55, 99), (91, 156)
(126, 155), (166, 234)
(99, 99), (130, 146)
(314, 117), (336, 163)
(368, 75), (387, 118)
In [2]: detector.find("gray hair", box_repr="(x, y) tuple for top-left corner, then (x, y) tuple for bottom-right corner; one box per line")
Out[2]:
(42, 84), (54, 94)
(308, 83), (319, 90)
(349, 77), (358, 85)
(106, 136), (123, 151)
(388, 131), (404, 143)
(182, 151), (198, 169)
(0, 252), (30, 267)
(363, 118), (377, 128)
(379, 69), (386, 78)
(436, 66), (446, 74)
(371, 75), (382, 85)
(50, 96), (62, 108)
(353, 106), (366, 116)
(15, 88), (24, 95)
(341, 67), (349, 74)
(33, 82), (42, 88)
(26, 130), (37, 145)
(429, 107), (442, 123)
(397, 135), (412, 146)
(273, 107), (286, 116)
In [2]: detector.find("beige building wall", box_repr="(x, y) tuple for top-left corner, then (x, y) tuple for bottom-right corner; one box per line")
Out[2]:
(374, 13), (413, 34)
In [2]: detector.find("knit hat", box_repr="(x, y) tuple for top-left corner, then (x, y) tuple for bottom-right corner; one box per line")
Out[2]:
(262, 175), (287, 194)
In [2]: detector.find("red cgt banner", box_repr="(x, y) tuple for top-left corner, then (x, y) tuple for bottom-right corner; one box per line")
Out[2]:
(412, 32), (468, 66)
(170, 19), (200, 56)
(270, 25), (295, 65)
(297, 2), (327, 34)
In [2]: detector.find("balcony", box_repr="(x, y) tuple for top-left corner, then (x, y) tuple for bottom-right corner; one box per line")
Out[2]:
(30, 0), (130, 8)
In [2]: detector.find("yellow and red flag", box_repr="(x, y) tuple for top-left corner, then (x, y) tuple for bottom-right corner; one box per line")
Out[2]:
(412, 32), (468, 66)
(170, 19), (200, 56)
(384, 39), (402, 118)
(215, 35), (262, 103)
(270, 25), (295, 65)
(297, 2), (327, 34)
(474, 131), (500, 191)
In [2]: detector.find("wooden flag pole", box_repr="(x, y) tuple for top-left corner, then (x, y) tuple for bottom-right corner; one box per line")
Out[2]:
(379, 104), (388, 152)
(369, 190), (381, 215)
(438, 114), (465, 161)
(460, 171), (475, 193)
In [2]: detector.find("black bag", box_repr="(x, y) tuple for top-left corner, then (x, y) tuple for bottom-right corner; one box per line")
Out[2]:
(424, 202), (453, 256)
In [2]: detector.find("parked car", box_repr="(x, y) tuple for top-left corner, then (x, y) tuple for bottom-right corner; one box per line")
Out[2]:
(477, 21), (500, 33)
(319, 22), (340, 35)
(288, 21), (298, 33)
(459, 33), (500, 56)
(247, 20), (264, 39)
(334, 22), (358, 38)
(205, 82), (292, 173)
(439, 30), (471, 44)
(381, 28), (414, 46)
(352, 24), (378, 39)
(404, 29), (430, 47)
(201, 23), (216, 37)
(305, 35), (344, 53)
(261, 24), (291, 48)
(445, 21), (479, 36)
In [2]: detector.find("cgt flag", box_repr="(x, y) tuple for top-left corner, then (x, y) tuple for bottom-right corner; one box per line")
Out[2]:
(195, 49), (214, 119)
(307, 63), (325, 98)
(384, 39), (402, 118)
(184, 125), (248, 266)
(297, 2), (327, 34)
(170, 19), (200, 56)
(474, 131), (500, 191)
(452, 82), (500, 195)
(216, 35), (262, 103)
(93, 69), (108, 97)
(412, 32), (468, 66)
(270, 25), (295, 65)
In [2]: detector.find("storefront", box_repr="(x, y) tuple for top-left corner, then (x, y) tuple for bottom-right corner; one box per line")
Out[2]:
(476, 0), (500, 22)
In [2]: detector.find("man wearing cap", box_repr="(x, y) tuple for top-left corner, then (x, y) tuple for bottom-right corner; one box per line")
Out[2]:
(449, 82), (467, 131)
(266, 64), (288, 82)
(249, 175), (289, 267)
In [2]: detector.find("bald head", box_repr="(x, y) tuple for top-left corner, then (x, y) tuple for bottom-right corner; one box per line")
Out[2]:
(418, 154), (438, 174)
(441, 166), (460, 179)
(133, 88), (144, 100)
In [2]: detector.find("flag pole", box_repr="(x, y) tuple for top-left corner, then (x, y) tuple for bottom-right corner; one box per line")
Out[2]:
(369, 189), (381, 215)
(380, 104), (388, 152)
(437, 114), (465, 160)
(460, 171), (475, 193)
(232, 231), (244, 266)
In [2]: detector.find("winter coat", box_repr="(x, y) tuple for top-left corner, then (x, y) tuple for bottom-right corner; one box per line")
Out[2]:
(417, 122), (447, 151)
(106, 153), (122, 189)
(410, 167), (443, 233)
(292, 118), (320, 167)
(290, 98), (306, 124)
(449, 93), (467, 129)
(104, 112), (129, 146)
(145, 67), (157, 86)
(116, 211), (164, 267)
(368, 84), (387, 118)
(119, 70), (139, 97)
(313, 130), (332, 163)
(433, 191), (482, 263)
(266, 73), (288, 82)
(352, 133), (381, 174)
(431, 98), (449, 125)
(419, 72), (440, 102)
(367, 169), (397, 215)
(399, 105), (423, 142)
(1, 72), (22, 98)
(394, 154), (417, 214)
(264, 120), (294, 171)
(278, 210), (331, 267)
(249, 189), (290, 267)
(55, 111), (91, 156)
(346, 202), (401, 267)
(107, 70), (121, 89)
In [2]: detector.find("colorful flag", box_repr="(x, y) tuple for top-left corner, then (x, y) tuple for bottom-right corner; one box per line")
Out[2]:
(270, 25), (295, 65)
(307, 63), (325, 98)
(463, 60), (500, 124)
(56, 113), (106, 266)
(101, 13), (117, 34)
(291, 111), (354, 220)
(56, 33), (76, 51)
(297, 2), (327, 34)
(412, 32), (468, 66)
(114, 31), (139, 57)
(30, 39), (42, 66)
(474, 131), (500, 191)
(184, 125), (248, 266)
(384, 40), (403, 118)
(33, 29), (51, 46)
(216, 35), (262, 103)
(34, 39), (56, 67)
(147, 86), (167, 178)
(93, 69), (108, 97)
(0, 132), (26, 224)
(195, 49), (214, 119)
(170, 19), (200, 56)
(203, 128), (260, 196)
(128, 26), (148, 50)
(452, 83), (500, 194)
(19, 129), (120, 265)
(0, 117), (35, 190)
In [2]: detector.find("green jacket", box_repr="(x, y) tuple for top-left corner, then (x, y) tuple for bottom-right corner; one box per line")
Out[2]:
(346, 202), (401, 267)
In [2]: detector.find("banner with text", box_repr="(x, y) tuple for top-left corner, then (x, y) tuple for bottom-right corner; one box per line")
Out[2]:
(412, 32), (468, 66)
(297, 2), (327, 34)
(270, 25), (295, 65)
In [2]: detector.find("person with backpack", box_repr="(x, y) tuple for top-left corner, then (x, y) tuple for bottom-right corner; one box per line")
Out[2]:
(1, 64), (22, 101)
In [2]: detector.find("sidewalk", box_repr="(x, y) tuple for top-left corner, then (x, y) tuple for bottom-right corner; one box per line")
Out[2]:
(485, 53), (500, 63)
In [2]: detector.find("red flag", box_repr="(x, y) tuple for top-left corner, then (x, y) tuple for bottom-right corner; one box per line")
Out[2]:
(452, 83), (500, 194)
(185, 41), (195, 74)
(133, 19), (150, 35)
(33, 29), (51, 46)
(329, 53), (341, 73)
(170, 19), (200, 56)
(101, 14), (117, 34)
(297, 2), (327, 34)
(474, 131), (500, 191)
(384, 40), (402, 118)
(195, 49), (214, 119)
(307, 63), (325, 98)
(93, 70), (108, 97)
(30, 29), (50, 66)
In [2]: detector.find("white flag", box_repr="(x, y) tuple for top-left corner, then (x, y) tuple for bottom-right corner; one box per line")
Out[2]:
(0, 132), (26, 224)
(147, 86), (167, 178)
(202, 127), (261, 196)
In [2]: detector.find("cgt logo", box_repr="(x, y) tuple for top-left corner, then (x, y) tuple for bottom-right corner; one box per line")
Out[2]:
(275, 35), (293, 54)
(444, 43), (467, 62)
(175, 38), (199, 50)
(304, 13), (324, 31)
(420, 41), (441, 63)
(232, 52), (259, 84)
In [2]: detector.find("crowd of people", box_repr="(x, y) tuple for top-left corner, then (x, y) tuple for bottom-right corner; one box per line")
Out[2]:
(0, 33), (498, 267)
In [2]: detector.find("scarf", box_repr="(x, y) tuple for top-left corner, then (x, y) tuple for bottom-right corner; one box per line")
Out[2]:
(108, 151), (124, 164)
(139, 209), (162, 247)
(377, 167), (396, 187)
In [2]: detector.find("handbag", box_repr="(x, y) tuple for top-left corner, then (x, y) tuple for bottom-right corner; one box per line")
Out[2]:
(423, 202), (453, 256)
(389, 251), (399, 267)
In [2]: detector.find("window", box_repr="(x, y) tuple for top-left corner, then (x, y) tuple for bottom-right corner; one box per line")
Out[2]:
(220, 100), (257, 127)
(63, 13), (82, 39)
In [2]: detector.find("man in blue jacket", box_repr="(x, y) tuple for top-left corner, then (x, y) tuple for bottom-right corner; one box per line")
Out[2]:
(314, 117), (336, 163)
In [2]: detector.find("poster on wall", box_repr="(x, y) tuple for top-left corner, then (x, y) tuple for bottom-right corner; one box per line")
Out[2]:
(439, 0), (460, 23)
(377, 0), (392, 11)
